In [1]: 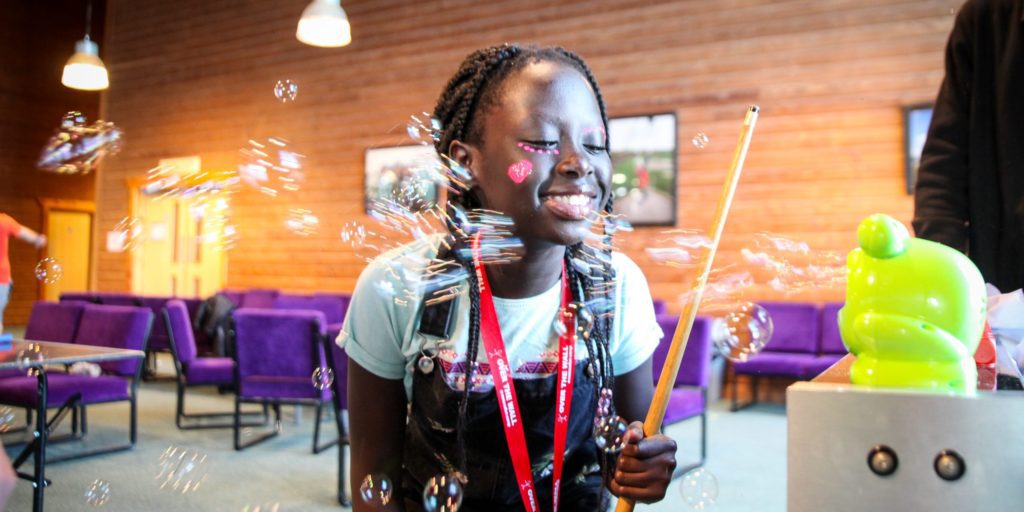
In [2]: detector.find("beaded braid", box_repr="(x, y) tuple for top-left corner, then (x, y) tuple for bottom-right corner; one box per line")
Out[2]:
(430, 44), (619, 493)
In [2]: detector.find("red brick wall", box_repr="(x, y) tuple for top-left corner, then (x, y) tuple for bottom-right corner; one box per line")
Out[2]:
(95, 0), (958, 309)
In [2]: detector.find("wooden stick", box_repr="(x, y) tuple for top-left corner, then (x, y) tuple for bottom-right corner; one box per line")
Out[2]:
(615, 105), (759, 512)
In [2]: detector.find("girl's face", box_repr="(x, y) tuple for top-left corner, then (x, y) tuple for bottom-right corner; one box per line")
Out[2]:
(455, 61), (612, 249)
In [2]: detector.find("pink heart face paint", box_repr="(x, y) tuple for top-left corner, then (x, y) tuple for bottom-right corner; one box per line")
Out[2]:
(507, 159), (533, 184)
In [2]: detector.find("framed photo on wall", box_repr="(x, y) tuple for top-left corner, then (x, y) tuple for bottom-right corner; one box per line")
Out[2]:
(903, 104), (934, 195)
(364, 144), (444, 214)
(608, 113), (677, 226)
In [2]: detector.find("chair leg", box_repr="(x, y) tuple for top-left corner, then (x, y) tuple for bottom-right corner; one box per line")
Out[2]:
(336, 404), (351, 507)
(235, 402), (282, 451)
(312, 402), (339, 454)
(79, 406), (88, 435)
(130, 396), (137, 446)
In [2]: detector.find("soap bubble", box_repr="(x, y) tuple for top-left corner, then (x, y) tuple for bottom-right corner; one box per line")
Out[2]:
(339, 222), (368, 248)
(422, 473), (463, 512)
(113, 217), (145, 251)
(592, 415), (629, 453)
(691, 131), (709, 149)
(34, 257), (64, 284)
(680, 467), (719, 509)
(241, 503), (280, 512)
(285, 208), (319, 236)
(311, 367), (334, 390)
(273, 79), (298, 102)
(417, 356), (435, 374)
(406, 112), (442, 144)
(142, 165), (239, 199)
(155, 446), (209, 493)
(714, 302), (772, 362)
(0, 407), (15, 433)
(37, 112), (123, 175)
(360, 473), (393, 507)
(15, 343), (45, 370)
(238, 137), (305, 197)
(84, 479), (111, 507)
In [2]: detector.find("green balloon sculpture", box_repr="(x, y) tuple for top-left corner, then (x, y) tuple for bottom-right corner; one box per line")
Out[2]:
(838, 214), (988, 392)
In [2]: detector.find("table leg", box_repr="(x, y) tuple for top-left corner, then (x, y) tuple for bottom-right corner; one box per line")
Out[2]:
(32, 370), (47, 512)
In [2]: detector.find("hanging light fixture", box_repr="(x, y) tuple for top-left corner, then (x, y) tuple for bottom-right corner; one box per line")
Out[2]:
(296, 0), (352, 48)
(62, 0), (109, 91)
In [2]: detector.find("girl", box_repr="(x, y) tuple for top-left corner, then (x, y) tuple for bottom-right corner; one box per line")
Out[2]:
(341, 44), (677, 511)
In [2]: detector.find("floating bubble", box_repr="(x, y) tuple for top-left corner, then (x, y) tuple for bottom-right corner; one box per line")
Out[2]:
(714, 302), (772, 362)
(155, 445), (210, 493)
(593, 415), (628, 453)
(273, 79), (298, 102)
(84, 479), (111, 507)
(422, 473), (463, 512)
(34, 257), (63, 284)
(680, 467), (719, 509)
(417, 356), (435, 375)
(112, 217), (145, 251)
(285, 208), (319, 237)
(238, 137), (305, 197)
(339, 222), (368, 248)
(360, 473), (393, 507)
(311, 367), (334, 390)
(0, 407), (15, 433)
(15, 343), (44, 370)
(37, 112), (123, 175)
(595, 387), (613, 419)
(241, 503), (281, 512)
(691, 131), (709, 149)
(407, 112), (442, 144)
(142, 165), (239, 199)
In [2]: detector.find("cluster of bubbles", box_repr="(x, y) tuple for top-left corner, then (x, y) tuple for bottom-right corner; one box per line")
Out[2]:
(310, 366), (334, 390)
(740, 233), (847, 295)
(142, 164), (239, 201)
(155, 445), (210, 493)
(34, 257), (63, 284)
(273, 79), (298, 103)
(112, 217), (145, 251)
(691, 131), (710, 149)
(359, 472), (464, 512)
(37, 111), (123, 175)
(406, 112), (442, 144)
(238, 137), (306, 198)
(285, 208), (320, 237)
(84, 479), (112, 507)
(680, 467), (719, 509)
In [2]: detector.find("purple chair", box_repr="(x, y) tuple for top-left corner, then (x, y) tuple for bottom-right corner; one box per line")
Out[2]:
(180, 297), (213, 355)
(231, 309), (336, 453)
(323, 334), (351, 506)
(0, 304), (152, 461)
(24, 301), (86, 343)
(239, 288), (279, 309)
(273, 295), (347, 340)
(164, 300), (266, 430)
(800, 302), (848, 377)
(730, 302), (820, 411)
(93, 292), (140, 307)
(59, 292), (98, 304)
(652, 314), (713, 473)
(653, 299), (669, 316)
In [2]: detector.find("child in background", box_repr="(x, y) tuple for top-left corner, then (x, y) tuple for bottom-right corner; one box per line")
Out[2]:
(0, 213), (47, 334)
(341, 44), (677, 511)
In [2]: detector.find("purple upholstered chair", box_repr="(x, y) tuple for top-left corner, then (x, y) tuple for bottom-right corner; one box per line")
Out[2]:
(59, 292), (98, 303)
(239, 288), (279, 309)
(164, 300), (266, 430)
(180, 297), (213, 355)
(93, 292), (140, 307)
(0, 304), (152, 461)
(231, 309), (336, 453)
(24, 301), (86, 343)
(652, 314), (713, 473)
(273, 295), (347, 340)
(730, 302), (820, 411)
(324, 334), (351, 506)
(220, 289), (245, 306)
(800, 302), (848, 377)
(652, 299), (669, 316)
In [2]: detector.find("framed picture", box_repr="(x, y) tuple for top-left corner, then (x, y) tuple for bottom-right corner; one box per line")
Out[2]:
(364, 144), (444, 214)
(608, 113), (677, 226)
(903, 104), (933, 195)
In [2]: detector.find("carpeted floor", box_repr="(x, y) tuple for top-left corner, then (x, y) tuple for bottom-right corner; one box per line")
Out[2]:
(1, 333), (787, 511)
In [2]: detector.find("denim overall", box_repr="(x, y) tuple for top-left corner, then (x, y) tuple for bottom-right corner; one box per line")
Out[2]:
(401, 359), (605, 511)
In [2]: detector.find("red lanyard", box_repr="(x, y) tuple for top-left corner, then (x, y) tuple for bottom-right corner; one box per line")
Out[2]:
(472, 235), (575, 512)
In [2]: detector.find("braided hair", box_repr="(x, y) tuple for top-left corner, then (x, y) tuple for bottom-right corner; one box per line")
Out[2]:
(432, 44), (619, 499)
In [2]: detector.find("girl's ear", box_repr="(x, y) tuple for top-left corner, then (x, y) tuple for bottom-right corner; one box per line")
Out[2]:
(448, 140), (480, 184)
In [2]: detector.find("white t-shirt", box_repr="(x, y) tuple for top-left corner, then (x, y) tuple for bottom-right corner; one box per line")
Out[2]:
(338, 236), (662, 398)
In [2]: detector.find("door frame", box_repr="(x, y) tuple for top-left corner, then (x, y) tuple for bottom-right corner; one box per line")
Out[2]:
(37, 198), (96, 300)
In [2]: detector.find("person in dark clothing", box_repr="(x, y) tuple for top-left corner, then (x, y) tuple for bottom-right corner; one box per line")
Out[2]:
(913, 0), (1024, 292)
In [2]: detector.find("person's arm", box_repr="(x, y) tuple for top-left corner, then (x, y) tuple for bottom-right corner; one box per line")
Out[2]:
(16, 225), (46, 249)
(0, 440), (15, 509)
(912, 6), (974, 252)
(348, 358), (408, 511)
(609, 356), (677, 503)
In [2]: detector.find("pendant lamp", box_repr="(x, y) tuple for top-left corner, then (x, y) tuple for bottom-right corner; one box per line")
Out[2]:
(62, 1), (109, 91)
(296, 0), (352, 48)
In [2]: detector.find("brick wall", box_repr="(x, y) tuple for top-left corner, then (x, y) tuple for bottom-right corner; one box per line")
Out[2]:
(0, 0), (103, 325)
(95, 0), (960, 310)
